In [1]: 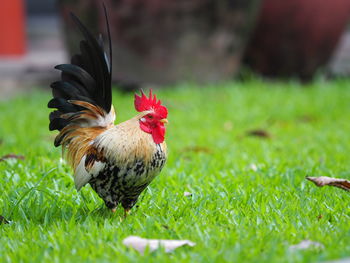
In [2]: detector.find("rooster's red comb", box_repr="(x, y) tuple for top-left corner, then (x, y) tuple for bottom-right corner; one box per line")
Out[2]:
(134, 89), (168, 117)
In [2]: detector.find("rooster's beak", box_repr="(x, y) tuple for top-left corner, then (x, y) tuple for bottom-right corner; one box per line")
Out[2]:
(160, 119), (168, 124)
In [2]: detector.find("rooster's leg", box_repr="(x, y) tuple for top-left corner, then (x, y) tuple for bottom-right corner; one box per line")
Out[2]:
(124, 208), (131, 218)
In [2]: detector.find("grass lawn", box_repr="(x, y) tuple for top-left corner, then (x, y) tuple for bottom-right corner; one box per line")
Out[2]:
(0, 79), (350, 262)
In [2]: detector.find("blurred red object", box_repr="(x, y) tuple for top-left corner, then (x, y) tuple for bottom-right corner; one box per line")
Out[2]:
(244, 0), (350, 80)
(0, 0), (26, 56)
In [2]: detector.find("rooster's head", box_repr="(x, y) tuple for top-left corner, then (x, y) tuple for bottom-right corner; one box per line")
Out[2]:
(134, 90), (168, 144)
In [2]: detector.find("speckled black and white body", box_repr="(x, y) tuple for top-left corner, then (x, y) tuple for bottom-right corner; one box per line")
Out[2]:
(89, 143), (166, 210)
(72, 115), (168, 211)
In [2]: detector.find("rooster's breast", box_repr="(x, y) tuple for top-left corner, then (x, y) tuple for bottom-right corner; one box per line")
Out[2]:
(89, 143), (167, 210)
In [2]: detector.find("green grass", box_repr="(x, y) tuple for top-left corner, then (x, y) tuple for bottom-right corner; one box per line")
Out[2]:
(1, 79), (350, 262)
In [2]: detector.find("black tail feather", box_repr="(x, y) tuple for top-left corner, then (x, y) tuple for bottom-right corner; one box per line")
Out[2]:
(49, 117), (69, 132)
(69, 12), (112, 110)
(56, 64), (97, 94)
(103, 3), (113, 80)
(48, 98), (81, 113)
(48, 7), (113, 133)
(51, 81), (90, 100)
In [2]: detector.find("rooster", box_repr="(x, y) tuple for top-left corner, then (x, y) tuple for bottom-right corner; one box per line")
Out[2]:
(48, 8), (168, 216)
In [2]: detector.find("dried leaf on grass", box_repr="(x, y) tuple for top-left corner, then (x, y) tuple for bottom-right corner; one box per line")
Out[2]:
(123, 236), (195, 254)
(246, 129), (271, 139)
(306, 176), (350, 192)
(297, 115), (317, 123)
(181, 146), (212, 154)
(289, 240), (324, 251)
(0, 154), (25, 162)
(0, 215), (9, 225)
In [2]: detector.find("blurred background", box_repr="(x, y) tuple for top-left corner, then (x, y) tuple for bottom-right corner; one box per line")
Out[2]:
(1, 0), (350, 97)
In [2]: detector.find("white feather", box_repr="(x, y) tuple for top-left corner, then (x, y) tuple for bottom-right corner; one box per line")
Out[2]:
(90, 160), (105, 176)
(79, 106), (116, 128)
(97, 109), (116, 127)
(74, 156), (90, 191)
(74, 155), (106, 191)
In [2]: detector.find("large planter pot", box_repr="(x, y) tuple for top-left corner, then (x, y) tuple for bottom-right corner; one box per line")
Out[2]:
(243, 0), (350, 80)
(59, 0), (260, 87)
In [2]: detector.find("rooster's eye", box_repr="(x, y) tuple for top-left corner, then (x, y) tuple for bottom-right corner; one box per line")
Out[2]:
(147, 114), (153, 119)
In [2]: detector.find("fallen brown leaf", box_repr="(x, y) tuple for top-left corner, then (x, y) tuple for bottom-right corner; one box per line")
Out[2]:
(246, 129), (271, 139)
(181, 146), (212, 154)
(297, 115), (317, 123)
(306, 176), (350, 192)
(289, 240), (324, 251)
(0, 215), (9, 224)
(123, 236), (196, 254)
(0, 154), (25, 162)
